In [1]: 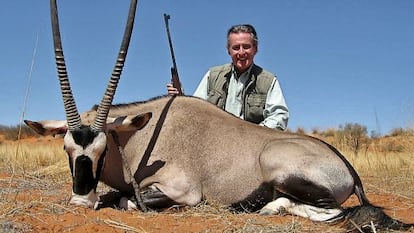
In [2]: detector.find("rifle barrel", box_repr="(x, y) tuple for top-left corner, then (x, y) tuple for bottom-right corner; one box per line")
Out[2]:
(163, 13), (183, 95)
(164, 14), (178, 71)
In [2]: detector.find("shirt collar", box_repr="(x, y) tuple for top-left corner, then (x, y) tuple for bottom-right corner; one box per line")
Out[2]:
(231, 63), (254, 80)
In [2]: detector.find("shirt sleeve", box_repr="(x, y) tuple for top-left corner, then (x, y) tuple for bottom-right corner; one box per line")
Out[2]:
(192, 70), (210, 99)
(260, 78), (289, 130)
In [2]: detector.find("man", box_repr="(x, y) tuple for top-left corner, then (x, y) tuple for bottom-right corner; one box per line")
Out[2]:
(167, 24), (289, 130)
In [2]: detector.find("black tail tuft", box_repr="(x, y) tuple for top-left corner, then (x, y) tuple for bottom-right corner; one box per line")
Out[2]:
(341, 205), (413, 232)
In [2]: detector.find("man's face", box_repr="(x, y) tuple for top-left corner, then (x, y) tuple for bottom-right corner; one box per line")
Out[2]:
(227, 32), (257, 74)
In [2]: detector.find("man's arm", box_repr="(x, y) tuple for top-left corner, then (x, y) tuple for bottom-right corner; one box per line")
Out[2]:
(192, 70), (210, 99)
(260, 78), (289, 130)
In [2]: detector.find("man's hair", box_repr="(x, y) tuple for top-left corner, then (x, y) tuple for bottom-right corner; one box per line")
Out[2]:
(227, 24), (258, 47)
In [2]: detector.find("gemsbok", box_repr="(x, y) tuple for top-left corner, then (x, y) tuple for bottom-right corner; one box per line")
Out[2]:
(25, 0), (413, 232)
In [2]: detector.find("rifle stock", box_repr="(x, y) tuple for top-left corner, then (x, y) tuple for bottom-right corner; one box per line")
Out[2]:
(170, 67), (183, 95)
(164, 13), (183, 95)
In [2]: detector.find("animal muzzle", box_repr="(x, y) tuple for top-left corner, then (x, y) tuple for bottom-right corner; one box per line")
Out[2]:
(70, 154), (101, 209)
(72, 155), (99, 194)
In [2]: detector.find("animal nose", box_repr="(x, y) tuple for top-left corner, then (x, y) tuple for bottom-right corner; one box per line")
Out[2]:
(73, 155), (96, 195)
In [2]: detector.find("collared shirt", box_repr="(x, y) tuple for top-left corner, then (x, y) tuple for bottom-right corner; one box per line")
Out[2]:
(225, 65), (252, 118)
(193, 64), (289, 130)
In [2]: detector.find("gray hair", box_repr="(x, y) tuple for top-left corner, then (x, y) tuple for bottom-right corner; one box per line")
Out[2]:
(227, 24), (258, 47)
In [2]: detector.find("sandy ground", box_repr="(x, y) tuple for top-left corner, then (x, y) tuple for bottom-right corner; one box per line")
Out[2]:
(1, 135), (413, 232)
(1, 171), (413, 233)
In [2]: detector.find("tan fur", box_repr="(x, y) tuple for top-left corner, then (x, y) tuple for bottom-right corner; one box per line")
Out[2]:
(92, 96), (355, 206)
(26, 95), (358, 218)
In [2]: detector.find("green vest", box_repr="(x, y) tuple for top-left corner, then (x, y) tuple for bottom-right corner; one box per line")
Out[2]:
(206, 63), (275, 124)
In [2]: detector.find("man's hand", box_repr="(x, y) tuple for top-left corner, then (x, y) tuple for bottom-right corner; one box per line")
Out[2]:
(166, 83), (181, 96)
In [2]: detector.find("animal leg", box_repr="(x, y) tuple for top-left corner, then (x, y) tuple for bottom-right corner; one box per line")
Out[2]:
(259, 197), (342, 221)
(259, 197), (292, 216)
(229, 182), (274, 212)
(140, 185), (180, 209)
(275, 176), (343, 209)
(120, 185), (179, 210)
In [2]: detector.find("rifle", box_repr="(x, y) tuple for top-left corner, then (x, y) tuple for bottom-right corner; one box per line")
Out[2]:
(163, 13), (183, 95)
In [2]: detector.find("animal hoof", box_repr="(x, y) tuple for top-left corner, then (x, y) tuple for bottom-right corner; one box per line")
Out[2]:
(119, 197), (138, 210)
(277, 207), (288, 216)
(119, 197), (129, 210)
(93, 201), (102, 210)
(259, 208), (275, 215)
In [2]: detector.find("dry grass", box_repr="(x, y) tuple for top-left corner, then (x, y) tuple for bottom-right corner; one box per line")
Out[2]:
(0, 135), (413, 233)
(0, 137), (69, 179)
(340, 149), (414, 200)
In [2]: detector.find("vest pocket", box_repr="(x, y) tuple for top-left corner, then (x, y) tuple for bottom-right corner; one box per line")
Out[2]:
(245, 94), (266, 123)
(207, 90), (225, 107)
(247, 94), (266, 107)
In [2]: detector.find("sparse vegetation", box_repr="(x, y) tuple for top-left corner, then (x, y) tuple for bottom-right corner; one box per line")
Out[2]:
(0, 124), (413, 232)
(389, 127), (414, 137)
(0, 124), (38, 141)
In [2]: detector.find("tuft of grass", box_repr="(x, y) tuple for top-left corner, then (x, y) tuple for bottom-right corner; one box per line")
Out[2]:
(0, 138), (69, 179)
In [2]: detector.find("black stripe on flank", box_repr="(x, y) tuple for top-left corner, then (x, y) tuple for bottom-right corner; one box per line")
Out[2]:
(276, 176), (340, 209)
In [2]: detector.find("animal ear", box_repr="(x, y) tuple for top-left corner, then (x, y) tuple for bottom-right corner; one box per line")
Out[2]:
(130, 112), (153, 130)
(24, 119), (68, 136)
(107, 112), (152, 132)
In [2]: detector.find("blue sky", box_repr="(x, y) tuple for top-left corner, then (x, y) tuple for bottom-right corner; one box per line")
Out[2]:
(1, 1), (413, 135)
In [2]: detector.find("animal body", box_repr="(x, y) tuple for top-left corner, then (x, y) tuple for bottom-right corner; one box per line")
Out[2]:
(26, 0), (413, 232)
(26, 95), (414, 231)
(27, 95), (362, 215)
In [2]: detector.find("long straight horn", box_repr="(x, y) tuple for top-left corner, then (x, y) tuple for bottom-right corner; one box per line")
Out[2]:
(90, 0), (138, 132)
(50, 0), (81, 132)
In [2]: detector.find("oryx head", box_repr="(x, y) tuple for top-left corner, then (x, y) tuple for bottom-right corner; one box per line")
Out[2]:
(38, 0), (138, 208)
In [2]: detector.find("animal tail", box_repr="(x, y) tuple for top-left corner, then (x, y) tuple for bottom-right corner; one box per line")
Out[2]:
(339, 205), (413, 232)
(330, 185), (413, 232)
(317, 139), (413, 231)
